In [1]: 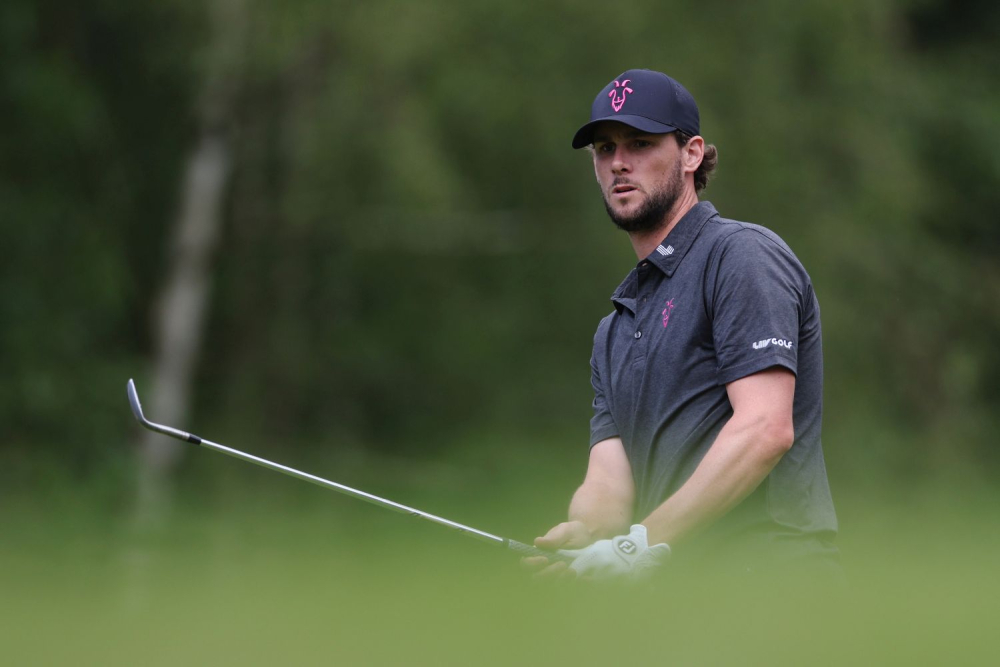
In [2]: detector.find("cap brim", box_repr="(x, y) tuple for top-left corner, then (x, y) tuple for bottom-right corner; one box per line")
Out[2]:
(571, 115), (678, 149)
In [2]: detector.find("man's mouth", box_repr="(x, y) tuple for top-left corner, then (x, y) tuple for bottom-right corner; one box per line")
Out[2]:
(612, 183), (639, 197)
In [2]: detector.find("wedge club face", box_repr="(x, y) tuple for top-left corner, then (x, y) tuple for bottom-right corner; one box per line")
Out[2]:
(126, 378), (144, 423)
(127, 379), (200, 443)
(125, 379), (570, 563)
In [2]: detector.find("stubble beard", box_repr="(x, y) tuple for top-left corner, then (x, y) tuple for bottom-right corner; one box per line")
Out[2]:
(603, 162), (684, 234)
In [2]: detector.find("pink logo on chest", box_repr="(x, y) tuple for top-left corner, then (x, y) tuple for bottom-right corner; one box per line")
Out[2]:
(662, 299), (675, 328)
(609, 79), (633, 113)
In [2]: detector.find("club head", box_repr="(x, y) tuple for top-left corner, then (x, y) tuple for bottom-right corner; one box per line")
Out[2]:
(127, 379), (148, 426)
(127, 378), (200, 443)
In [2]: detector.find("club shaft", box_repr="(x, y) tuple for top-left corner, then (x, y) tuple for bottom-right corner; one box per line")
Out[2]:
(191, 437), (564, 559)
(127, 379), (568, 562)
(199, 436), (506, 545)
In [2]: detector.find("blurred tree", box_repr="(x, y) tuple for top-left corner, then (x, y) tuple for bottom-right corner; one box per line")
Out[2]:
(135, 0), (246, 522)
(0, 0), (203, 494)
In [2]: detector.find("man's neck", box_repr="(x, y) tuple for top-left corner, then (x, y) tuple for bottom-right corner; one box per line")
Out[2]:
(628, 190), (700, 261)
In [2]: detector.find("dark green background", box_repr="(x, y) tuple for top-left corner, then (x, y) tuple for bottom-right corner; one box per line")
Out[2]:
(2, 1), (998, 662)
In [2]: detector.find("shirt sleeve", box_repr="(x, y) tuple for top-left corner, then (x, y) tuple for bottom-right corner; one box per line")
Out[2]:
(589, 317), (619, 447)
(708, 229), (806, 385)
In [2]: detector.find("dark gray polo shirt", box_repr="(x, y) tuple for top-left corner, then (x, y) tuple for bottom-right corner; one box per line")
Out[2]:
(589, 201), (837, 562)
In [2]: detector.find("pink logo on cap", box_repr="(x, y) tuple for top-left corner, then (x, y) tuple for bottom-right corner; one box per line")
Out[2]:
(609, 80), (633, 113)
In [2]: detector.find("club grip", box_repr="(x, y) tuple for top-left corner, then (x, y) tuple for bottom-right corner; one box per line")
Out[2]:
(506, 539), (573, 563)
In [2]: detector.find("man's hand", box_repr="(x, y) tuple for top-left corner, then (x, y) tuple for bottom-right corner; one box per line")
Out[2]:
(521, 520), (595, 579)
(561, 524), (670, 581)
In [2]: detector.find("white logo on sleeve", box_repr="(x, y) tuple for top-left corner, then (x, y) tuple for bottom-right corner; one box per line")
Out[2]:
(752, 337), (794, 350)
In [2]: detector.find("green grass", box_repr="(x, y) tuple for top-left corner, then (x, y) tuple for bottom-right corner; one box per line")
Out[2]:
(3, 452), (998, 665)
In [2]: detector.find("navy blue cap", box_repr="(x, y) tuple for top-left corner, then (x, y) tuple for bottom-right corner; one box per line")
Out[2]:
(572, 69), (700, 149)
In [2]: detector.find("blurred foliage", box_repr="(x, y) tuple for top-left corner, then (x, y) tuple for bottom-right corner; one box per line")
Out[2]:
(2, 0), (999, 498)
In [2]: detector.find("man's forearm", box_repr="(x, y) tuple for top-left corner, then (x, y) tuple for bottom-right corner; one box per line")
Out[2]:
(641, 414), (793, 546)
(568, 479), (634, 540)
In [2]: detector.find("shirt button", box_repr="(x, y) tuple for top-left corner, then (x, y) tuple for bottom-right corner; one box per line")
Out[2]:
(634, 331), (642, 339)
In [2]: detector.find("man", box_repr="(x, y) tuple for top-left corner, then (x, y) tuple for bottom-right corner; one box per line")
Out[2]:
(524, 69), (838, 580)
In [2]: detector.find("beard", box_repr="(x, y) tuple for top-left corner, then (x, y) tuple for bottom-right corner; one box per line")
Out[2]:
(602, 163), (684, 234)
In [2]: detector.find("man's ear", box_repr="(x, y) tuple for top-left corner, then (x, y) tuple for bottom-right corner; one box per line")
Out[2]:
(682, 135), (705, 175)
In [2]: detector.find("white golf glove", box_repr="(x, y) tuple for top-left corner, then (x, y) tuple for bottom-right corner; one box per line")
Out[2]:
(560, 524), (671, 580)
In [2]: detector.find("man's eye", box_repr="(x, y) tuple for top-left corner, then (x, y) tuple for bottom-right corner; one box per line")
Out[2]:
(633, 140), (651, 148)
(597, 143), (615, 153)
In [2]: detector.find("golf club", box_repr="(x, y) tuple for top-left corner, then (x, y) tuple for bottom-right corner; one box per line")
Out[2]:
(127, 379), (569, 563)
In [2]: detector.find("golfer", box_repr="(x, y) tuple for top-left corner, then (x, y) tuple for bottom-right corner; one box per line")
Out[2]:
(525, 69), (839, 580)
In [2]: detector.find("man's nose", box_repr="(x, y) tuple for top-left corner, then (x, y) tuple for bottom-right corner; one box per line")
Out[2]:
(611, 150), (630, 174)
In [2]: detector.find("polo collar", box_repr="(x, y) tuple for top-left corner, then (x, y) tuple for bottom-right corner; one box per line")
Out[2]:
(645, 201), (718, 277)
(610, 270), (637, 315)
(609, 201), (718, 315)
